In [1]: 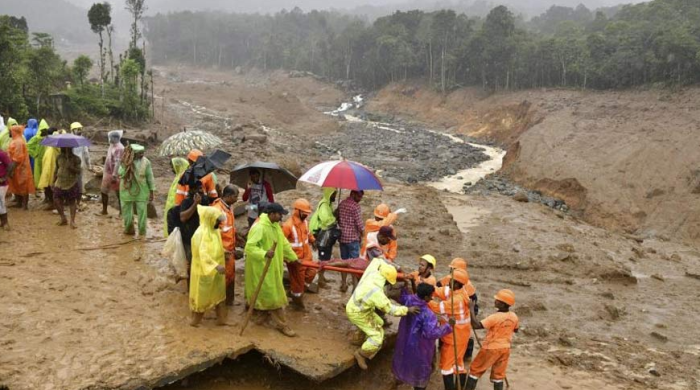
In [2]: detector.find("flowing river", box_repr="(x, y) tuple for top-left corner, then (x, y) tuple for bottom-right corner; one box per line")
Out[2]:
(325, 95), (505, 193)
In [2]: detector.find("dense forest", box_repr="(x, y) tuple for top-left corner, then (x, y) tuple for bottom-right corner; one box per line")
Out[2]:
(0, 1), (152, 122)
(144, 0), (700, 91)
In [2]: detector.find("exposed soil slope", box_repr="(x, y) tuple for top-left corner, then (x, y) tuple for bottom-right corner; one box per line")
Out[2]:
(369, 83), (700, 244)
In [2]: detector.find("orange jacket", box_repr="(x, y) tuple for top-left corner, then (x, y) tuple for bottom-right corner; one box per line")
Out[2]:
(282, 214), (315, 262)
(8, 126), (35, 195)
(360, 213), (398, 260)
(212, 198), (236, 252)
(174, 173), (217, 205)
(429, 285), (472, 344)
(438, 275), (476, 297)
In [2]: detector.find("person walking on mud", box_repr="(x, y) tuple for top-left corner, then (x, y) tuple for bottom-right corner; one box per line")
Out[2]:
(189, 205), (228, 327)
(282, 198), (318, 310)
(0, 148), (14, 230)
(212, 184), (241, 306)
(309, 188), (338, 287)
(244, 202), (299, 337)
(338, 190), (364, 292)
(242, 169), (274, 228)
(100, 130), (124, 216)
(53, 147), (82, 228)
(119, 144), (155, 237)
(466, 290), (519, 390)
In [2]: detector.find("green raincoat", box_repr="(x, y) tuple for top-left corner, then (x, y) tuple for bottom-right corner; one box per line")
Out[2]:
(163, 157), (189, 237)
(189, 205), (226, 313)
(309, 188), (337, 232)
(27, 119), (49, 187)
(244, 213), (298, 310)
(0, 118), (18, 151)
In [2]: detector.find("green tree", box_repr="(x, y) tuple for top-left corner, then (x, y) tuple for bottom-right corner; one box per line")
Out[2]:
(125, 0), (147, 49)
(73, 55), (93, 86)
(88, 2), (112, 85)
(120, 58), (141, 119)
(0, 16), (29, 118)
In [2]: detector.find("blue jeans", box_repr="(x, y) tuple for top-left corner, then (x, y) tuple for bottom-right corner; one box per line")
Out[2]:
(340, 241), (360, 260)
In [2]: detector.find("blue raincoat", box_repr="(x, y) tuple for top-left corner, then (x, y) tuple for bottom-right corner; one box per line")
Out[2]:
(24, 119), (38, 169)
(392, 288), (452, 388)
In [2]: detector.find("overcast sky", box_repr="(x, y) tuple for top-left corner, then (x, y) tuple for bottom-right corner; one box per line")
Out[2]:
(63, 0), (647, 15)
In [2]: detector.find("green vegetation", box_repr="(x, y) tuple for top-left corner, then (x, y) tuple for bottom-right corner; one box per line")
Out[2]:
(144, 0), (700, 91)
(0, 0), (152, 124)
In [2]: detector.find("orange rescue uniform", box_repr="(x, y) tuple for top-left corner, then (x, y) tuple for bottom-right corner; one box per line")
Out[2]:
(429, 285), (472, 375)
(439, 275), (477, 297)
(282, 215), (317, 297)
(174, 173), (217, 205)
(469, 312), (519, 383)
(360, 213), (398, 261)
(409, 271), (437, 286)
(212, 198), (236, 286)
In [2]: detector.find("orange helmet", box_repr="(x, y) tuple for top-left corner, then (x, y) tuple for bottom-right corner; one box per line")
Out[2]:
(495, 289), (515, 306)
(452, 268), (469, 285)
(449, 258), (468, 271)
(187, 149), (204, 162)
(374, 204), (390, 219)
(292, 198), (312, 214)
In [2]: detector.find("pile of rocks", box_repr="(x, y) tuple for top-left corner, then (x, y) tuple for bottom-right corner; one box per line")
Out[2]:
(465, 175), (569, 212)
(316, 119), (489, 184)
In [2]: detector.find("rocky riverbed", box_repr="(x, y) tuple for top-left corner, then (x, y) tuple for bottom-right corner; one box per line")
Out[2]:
(315, 112), (490, 184)
(465, 174), (569, 212)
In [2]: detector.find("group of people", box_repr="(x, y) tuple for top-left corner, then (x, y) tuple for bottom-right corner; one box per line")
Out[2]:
(1, 116), (519, 389)
(157, 162), (519, 390)
(0, 117), (96, 229)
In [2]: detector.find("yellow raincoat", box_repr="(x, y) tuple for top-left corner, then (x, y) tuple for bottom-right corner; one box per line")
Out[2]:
(163, 157), (189, 237)
(37, 129), (65, 189)
(189, 205), (226, 313)
(346, 258), (409, 355)
(0, 118), (17, 151)
(27, 119), (49, 187)
(244, 213), (298, 310)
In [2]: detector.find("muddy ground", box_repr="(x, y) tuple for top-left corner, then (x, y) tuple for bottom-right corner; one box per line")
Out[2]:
(2, 67), (700, 390)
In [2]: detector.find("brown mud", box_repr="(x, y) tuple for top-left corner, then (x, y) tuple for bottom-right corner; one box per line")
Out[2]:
(2, 68), (700, 390)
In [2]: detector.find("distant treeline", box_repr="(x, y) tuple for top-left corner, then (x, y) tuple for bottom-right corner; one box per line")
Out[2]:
(144, 0), (700, 91)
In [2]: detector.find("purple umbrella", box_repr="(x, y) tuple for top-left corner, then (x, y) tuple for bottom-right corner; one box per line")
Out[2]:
(41, 134), (91, 148)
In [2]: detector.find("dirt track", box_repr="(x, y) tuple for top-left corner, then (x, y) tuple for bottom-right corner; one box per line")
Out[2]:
(2, 68), (700, 390)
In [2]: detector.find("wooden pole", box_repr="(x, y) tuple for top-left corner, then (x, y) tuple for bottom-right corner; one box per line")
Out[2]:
(240, 242), (277, 336)
(450, 267), (462, 390)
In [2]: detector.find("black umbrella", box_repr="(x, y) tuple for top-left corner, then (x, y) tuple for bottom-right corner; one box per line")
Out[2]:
(229, 161), (298, 193)
(180, 150), (232, 187)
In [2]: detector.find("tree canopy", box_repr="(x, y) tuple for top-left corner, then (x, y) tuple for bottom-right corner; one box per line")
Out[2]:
(144, 0), (700, 91)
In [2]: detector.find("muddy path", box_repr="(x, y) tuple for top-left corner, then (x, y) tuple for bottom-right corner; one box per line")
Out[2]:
(3, 67), (700, 390)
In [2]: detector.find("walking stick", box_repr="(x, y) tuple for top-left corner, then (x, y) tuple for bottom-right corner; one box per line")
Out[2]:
(240, 242), (277, 336)
(472, 319), (511, 389)
(449, 267), (462, 390)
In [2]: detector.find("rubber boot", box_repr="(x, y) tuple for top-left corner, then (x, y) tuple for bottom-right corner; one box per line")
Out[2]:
(465, 376), (478, 390)
(291, 295), (305, 310)
(0, 214), (8, 230)
(493, 381), (504, 390)
(225, 283), (235, 306)
(354, 349), (370, 370)
(459, 374), (467, 389)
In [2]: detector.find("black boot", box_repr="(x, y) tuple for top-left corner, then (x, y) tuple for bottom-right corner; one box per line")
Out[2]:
(493, 380), (504, 390)
(459, 374), (467, 389)
(465, 376), (478, 390)
(442, 375), (456, 390)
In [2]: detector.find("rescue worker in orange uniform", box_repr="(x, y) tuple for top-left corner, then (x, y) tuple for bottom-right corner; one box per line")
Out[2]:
(211, 184), (241, 306)
(282, 198), (318, 310)
(174, 149), (218, 205)
(437, 257), (479, 362)
(429, 268), (473, 390)
(408, 254), (438, 290)
(360, 204), (406, 261)
(466, 289), (519, 390)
